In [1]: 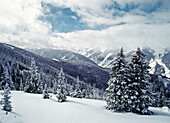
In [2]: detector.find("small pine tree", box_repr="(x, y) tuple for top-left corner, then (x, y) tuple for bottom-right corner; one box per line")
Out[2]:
(53, 79), (57, 94)
(2, 83), (12, 112)
(82, 88), (87, 98)
(72, 76), (82, 98)
(86, 83), (92, 99)
(24, 77), (35, 93)
(157, 86), (166, 107)
(37, 74), (43, 94)
(56, 68), (67, 102)
(19, 79), (24, 91)
(69, 84), (74, 97)
(151, 82), (159, 107)
(43, 83), (49, 99)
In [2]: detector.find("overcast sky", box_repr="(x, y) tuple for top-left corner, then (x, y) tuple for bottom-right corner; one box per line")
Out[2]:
(0, 0), (170, 50)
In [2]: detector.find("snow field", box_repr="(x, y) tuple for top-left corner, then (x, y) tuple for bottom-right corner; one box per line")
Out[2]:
(0, 91), (170, 123)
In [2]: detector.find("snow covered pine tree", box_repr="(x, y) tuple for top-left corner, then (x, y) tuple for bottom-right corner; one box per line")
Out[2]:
(0, 64), (15, 90)
(72, 76), (82, 98)
(24, 57), (41, 93)
(130, 47), (152, 115)
(43, 83), (49, 99)
(2, 83), (12, 112)
(105, 48), (131, 112)
(56, 68), (67, 102)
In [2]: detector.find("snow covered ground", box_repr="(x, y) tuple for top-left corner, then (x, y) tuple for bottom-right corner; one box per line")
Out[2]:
(0, 91), (170, 123)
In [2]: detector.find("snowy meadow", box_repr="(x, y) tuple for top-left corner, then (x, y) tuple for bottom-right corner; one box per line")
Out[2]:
(0, 91), (170, 123)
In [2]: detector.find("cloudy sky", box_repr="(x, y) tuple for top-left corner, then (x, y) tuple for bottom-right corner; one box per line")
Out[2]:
(0, 0), (170, 50)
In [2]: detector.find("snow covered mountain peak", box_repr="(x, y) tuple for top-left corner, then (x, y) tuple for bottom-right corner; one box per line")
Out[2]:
(73, 47), (170, 78)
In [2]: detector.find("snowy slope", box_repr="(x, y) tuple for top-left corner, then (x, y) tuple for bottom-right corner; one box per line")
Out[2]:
(0, 91), (170, 123)
(0, 43), (110, 89)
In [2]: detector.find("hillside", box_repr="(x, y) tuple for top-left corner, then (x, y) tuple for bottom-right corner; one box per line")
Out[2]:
(0, 91), (170, 123)
(0, 43), (109, 89)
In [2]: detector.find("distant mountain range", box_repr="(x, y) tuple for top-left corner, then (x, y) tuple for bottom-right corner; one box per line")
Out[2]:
(30, 47), (170, 79)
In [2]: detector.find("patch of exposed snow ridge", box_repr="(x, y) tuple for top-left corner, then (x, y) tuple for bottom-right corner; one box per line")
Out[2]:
(149, 59), (157, 74)
(4, 44), (14, 49)
(156, 59), (170, 78)
(99, 53), (112, 67)
(52, 58), (60, 62)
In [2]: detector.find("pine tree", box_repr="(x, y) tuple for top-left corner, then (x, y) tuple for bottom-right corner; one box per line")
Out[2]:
(130, 47), (152, 115)
(2, 83), (12, 112)
(24, 58), (40, 93)
(13, 63), (23, 90)
(72, 76), (82, 98)
(43, 83), (49, 99)
(82, 88), (87, 98)
(69, 84), (74, 97)
(36, 74), (43, 94)
(92, 83), (96, 99)
(1, 65), (15, 90)
(53, 79), (57, 94)
(86, 83), (92, 99)
(157, 86), (166, 107)
(19, 79), (24, 91)
(24, 77), (35, 93)
(105, 47), (131, 112)
(56, 68), (67, 102)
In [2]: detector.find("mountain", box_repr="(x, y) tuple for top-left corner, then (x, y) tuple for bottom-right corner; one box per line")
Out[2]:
(74, 47), (170, 78)
(28, 48), (97, 65)
(0, 43), (110, 89)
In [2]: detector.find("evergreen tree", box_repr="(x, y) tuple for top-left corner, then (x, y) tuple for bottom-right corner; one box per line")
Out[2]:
(72, 76), (82, 98)
(130, 47), (152, 115)
(56, 68), (67, 102)
(2, 83), (12, 112)
(36, 74), (43, 94)
(13, 63), (23, 90)
(151, 82), (158, 107)
(82, 88), (87, 98)
(43, 83), (49, 99)
(1, 65), (15, 90)
(105, 47), (131, 111)
(19, 79), (24, 91)
(24, 77), (34, 93)
(53, 79), (57, 94)
(86, 83), (92, 99)
(24, 58), (40, 93)
(157, 86), (166, 107)
(69, 84), (74, 97)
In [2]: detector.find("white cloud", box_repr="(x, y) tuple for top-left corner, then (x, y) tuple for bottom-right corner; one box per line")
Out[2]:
(53, 23), (170, 50)
(0, 0), (169, 51)
(0, 0), (52, 48)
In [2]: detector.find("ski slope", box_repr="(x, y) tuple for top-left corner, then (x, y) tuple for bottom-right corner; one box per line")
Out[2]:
(0, 91), (170, 123)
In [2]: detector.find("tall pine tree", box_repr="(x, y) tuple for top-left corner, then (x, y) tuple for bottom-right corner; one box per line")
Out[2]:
(130, 47), (152, 115)
(24, 57), (40, 93)
(106, 48), (131, 111)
